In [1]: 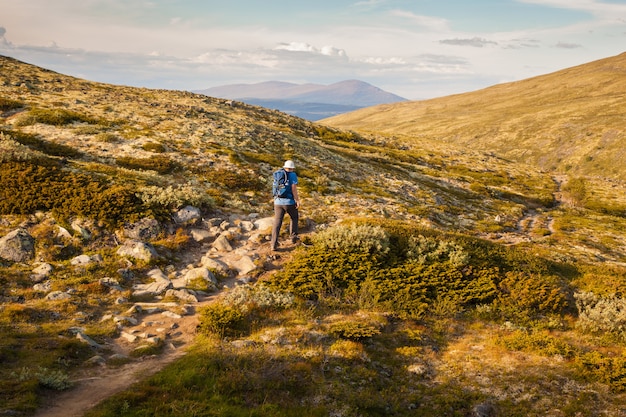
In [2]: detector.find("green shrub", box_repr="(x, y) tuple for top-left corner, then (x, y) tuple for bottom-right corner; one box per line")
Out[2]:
(221, 284), (295, 312)
(405, 234), (469, 266)
(198, 303), (245, 337)
(15, 108), (98, 127)
(499, 330), (578, 359)
(13, 367), (72, 390)
(1, 128), (82, 158)
(142, 142), (166, 153)
(328, 321), (381, 341)
(494, 271), (570, 321)
(575, 291), (626, 340)
(0, 160), (153, 227)
(0, 97), (23, 112)
(576, 351), (626, 392)
(139, 184), (214, 210)
(203, 166), (265, 191)
(313, 223), (390, 257)
(116, 155), (181, 174)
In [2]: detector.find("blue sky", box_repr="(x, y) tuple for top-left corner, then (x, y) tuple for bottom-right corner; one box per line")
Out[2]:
(1, 0), (625, 100)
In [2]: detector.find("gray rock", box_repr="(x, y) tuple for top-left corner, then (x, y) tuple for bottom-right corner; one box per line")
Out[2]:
(253, 217), (274, 232)
(116, 240), (159, 262)
(0, 228), (35, 262)
(165, 289), (199, 303)
(33, 280), (52, 292)
(76, 331), (102, 349)
(45, 291), (71, 301)
(200, 256), (230, 276)
(231, 255), (257, 276)
(212, 234), (233, 251)
(122, 217), (161, 240)
(173, 205), (201, 224)
(189, 228), (212, 242)
(70, 254), (93, 265)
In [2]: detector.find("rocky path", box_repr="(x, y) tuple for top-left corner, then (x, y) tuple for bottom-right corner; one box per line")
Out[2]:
(32, 212), (301, 417)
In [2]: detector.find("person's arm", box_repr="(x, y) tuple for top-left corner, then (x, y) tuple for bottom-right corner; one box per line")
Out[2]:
(292, 183), (300, 208)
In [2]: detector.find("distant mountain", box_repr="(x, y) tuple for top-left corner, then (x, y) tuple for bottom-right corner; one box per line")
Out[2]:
(194, 80), (407, 121)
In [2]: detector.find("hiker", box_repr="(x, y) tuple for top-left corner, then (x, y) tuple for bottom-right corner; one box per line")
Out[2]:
(271, 160), (300, 251)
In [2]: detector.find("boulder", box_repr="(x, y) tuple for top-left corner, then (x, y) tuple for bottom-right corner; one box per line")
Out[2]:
(200, 256), (230, 276)
(173, 205), (201, 224)
(253, 217), (274, 232)
(116, 240), (159, 262)
(212, 234), (233, 251)
(122, 218), (161, 240)
(0, 229), (35, 262)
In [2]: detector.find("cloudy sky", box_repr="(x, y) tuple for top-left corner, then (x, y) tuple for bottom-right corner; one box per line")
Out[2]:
(1, 0), (625, 100)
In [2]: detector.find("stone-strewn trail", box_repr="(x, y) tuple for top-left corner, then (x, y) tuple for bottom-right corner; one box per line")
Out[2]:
(30, 208), (302, 417)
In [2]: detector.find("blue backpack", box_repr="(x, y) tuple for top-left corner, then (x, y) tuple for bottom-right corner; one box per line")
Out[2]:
(272, 169), (291, 198)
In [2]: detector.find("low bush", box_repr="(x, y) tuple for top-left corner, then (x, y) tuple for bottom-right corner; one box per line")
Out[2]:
(1, 128), (82, 158)
(0, 160), (153, 227)
(14, 107), (98, 127)
(575, 291), (626, 341)
(139, 184), (214, 211)
(0, 97), (24, 112)
(198, 303), (245, 337)
(116, 155), (181, 175)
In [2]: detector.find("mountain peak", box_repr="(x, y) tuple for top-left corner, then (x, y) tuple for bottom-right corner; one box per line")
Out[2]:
(193, 80), (407, 120)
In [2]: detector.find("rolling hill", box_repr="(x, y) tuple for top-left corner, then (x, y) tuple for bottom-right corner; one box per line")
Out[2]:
(2, 54), (626, 417)
(322, 52), (626, 181)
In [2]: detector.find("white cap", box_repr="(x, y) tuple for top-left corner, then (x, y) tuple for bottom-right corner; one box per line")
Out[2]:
(283, 160), (296, 169)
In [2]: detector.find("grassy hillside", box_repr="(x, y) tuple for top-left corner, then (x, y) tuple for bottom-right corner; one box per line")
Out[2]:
(1, 55), (626, 416)
(322, 52), (626, 181)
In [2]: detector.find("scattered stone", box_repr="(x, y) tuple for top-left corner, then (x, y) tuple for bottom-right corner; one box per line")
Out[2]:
(146, 336), (161, 344)
(71, 254), (94, 265)
(71, 219), (92, 240)
(200, 256), (230, 276)
(122, 217), (161, 240)
(189, 228), (212, 242)
(212, 234), (233, 251)
(162, 311), (182, 319)
(114, 316), (138, 326)
(33, 280), (52, 292)
(173, 205), (201, 224)
(100, 277), (123, 292)
(231, 255), (257, 276)
(46, 291), (71, 301)
(120, 331), (138, 343)
(31, 263), (53, 282)
(165, 288), (199, 303)
(85, 355), (106, 366)
(116, 240), (159, 262)
(76, 331), (102, 349)
(0, 228), (35, 262)
(253, 216), (274, 232)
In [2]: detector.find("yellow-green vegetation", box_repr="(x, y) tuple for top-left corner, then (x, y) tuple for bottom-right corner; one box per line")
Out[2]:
(322, 52), (626, 181)
(85, 220), (626, 416)
(2, 54), (626, 416)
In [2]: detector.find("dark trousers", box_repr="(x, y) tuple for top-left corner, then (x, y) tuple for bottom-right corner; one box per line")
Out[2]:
(271, 204), (298, 249)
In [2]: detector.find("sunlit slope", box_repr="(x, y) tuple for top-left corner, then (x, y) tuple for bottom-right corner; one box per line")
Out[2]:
(322, 52), (626, 180)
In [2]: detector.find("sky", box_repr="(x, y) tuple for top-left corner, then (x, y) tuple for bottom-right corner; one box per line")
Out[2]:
(1, 0), (626, 100)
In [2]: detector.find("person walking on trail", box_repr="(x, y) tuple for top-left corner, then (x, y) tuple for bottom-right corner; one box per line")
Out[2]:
(271, 160), (300, 251)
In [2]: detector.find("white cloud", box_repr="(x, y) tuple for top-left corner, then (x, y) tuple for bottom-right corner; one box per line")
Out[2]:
(274, 42), (347, 57)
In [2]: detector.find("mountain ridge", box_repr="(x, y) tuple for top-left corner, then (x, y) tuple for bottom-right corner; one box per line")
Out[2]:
(194, 79), (407, 120)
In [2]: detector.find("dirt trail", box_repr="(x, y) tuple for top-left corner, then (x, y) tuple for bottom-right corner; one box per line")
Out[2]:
(32, 231), (299, 417)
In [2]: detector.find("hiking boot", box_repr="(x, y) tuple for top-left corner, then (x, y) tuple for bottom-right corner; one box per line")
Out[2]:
(291, 236), (299, 244)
